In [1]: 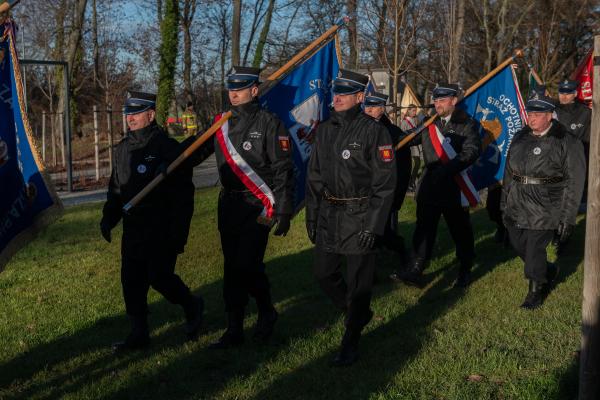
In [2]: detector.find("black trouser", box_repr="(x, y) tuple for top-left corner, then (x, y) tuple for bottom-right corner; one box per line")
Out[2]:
(409, 156), (421, 188)
(219, 223), (272, 313)
(313, 247), (376, 331)
(381, 210), (407, 255)
(412, 201), (475, 266)
(121, 247), (192, 317)
(506, 226), (553, 284)
(486, 185), (504, 229)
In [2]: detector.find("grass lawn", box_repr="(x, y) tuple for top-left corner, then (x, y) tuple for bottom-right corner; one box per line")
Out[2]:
(0, 187), (585, 399)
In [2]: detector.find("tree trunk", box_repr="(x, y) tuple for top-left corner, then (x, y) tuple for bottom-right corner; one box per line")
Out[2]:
(376, 0), (387, 64)
(448, 0), (465, 82)
(346, 0), (358, 69)
(181, 0), (197, 105)
(156, 0), (180, 126)
(252, 0), (275, 68)
(232, 0), (242, 66)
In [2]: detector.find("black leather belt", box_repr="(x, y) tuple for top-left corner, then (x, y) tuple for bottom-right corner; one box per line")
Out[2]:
(323, 190), (368, 206)
(512, 174), (563, 185)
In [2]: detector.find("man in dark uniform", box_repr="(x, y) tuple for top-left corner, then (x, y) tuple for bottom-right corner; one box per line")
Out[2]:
(100, 91), (204, 352)
(306, 70), (397, 366)
(363, 91), (411, 266)
(192, 66), (295, 349)
(392, 83), (481, 288)
(501, 91), (585, 309)
(555, 79), (591, 212)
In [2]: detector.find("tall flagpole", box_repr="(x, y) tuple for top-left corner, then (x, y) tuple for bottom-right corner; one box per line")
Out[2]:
(579, 34), (600, 400)
(395, 49), (524, 150)
(123, 20), (347, 213)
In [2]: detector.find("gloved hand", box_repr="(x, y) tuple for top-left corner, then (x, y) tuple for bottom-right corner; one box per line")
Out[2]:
(154, 162), (169, 177)
(100, 219), (112, 243)
(557, 222), (574, 244)
(306, 222), (317, 244)
(273, 214), (291, 236)
(358, 230), (376, 249)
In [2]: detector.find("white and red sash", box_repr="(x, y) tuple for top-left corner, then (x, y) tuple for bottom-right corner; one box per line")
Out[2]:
(403, 116), (416, 129)
(428, 124), (480, 207)
(214, 113), (275, 218)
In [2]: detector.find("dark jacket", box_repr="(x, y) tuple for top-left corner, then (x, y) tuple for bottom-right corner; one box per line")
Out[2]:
(380, 114), (411, 210)
(306, 104), (397, 254)
(411, 108), (481, 206)
(102, 122), (195, 256)
(183, 100), (295, 233)
(501, 121), (585, 230)
(555, 101), (591, 143)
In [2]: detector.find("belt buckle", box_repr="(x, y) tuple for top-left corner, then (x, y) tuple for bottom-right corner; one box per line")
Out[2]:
(523, 176), (529, 184)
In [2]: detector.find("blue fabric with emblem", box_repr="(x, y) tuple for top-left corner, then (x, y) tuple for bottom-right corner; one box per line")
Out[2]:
(458, 65), (527, 189)
(0, 22), (57, 266)
(260, 39), (340, 211)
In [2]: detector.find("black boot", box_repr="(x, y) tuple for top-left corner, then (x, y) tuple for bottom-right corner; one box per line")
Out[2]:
(390, 257), (427, 287)
(183, 295), (204, 341)
(520, 281), (544, 310)
(112, 315), (150, 353)
(330, 328), (361, 367)
(253, 307), (278, 343)
(454, 262), (472, 289)
(209, 310), (244, 349)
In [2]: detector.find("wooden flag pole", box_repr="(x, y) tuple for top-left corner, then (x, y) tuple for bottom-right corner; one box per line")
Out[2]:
(123, 21), (346, 213)
(0, 0), (21, 14)
(579, 34), (600, 400)
(395, 49), (524, 151)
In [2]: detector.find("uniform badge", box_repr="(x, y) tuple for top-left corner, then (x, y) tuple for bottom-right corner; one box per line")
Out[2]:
(571, 123), (577, 130)
(348, 142), (362, 150)
(342, 149), (351, 159)
(144, 155), (156, 162)
(242, 141), (252, 151)
(378, 145), (394, 162)
(137, 164), (147, 174)
(249, 131), (262, 139)
(278, 136), (290, 151)
(533, 147), (541, 155)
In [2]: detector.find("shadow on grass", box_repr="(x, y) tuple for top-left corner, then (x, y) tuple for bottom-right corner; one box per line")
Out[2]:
(553, 217), (586, 288)
(1, 207), (530, 399)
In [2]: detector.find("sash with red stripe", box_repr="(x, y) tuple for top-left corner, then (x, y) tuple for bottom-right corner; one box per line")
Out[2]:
(403, 116), (416, 129)
(214, 113), (276, 218)
(428, 124), (480, 207)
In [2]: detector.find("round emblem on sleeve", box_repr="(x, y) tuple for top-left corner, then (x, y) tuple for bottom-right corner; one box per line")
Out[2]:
(242, 141), (252, 151)
(137, 164), (147, 174)
(342, 149), (351, 159)
(533, 147), (541, 155)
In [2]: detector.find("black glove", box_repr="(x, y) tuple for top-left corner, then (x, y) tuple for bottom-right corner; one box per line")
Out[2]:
(557, 222), (574, 244)
(100, 219), (112, 243)
(358, 230), (376, 249)
(273, 214), (291, 236)
(154, 162), (168, 177)
(306, 222), (317, 244)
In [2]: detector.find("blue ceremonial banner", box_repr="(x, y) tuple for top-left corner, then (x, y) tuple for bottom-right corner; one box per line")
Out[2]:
(260, 37), (341, 211)
(0, 21), (61, 270)
(458, 65), (528, 190)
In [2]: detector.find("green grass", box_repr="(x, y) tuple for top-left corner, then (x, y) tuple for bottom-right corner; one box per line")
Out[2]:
(0, 187), (585, 399)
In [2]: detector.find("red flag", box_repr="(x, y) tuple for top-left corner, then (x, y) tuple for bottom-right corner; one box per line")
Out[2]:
(570, 48), (593, 108)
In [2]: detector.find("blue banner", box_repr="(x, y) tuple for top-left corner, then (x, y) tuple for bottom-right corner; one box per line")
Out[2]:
(0, 22), (60, 270)
(260, 38), (340, 211)
(458, 65), (527, 190)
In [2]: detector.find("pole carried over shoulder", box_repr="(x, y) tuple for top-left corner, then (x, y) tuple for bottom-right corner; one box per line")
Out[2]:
(395, 49), (524, 151)
(0, 0), (21, 15)
(122, 19), (348, 213)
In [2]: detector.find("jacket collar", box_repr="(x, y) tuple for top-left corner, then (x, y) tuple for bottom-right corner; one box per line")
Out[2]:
(126, 121), (161, 151)
(231, 99), (260, 118)
(332, 104), (362, 125)
(523, 120), (565, 139)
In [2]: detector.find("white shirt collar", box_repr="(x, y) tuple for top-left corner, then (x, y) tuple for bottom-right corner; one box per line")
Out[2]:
(532, 122), (553, 137)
